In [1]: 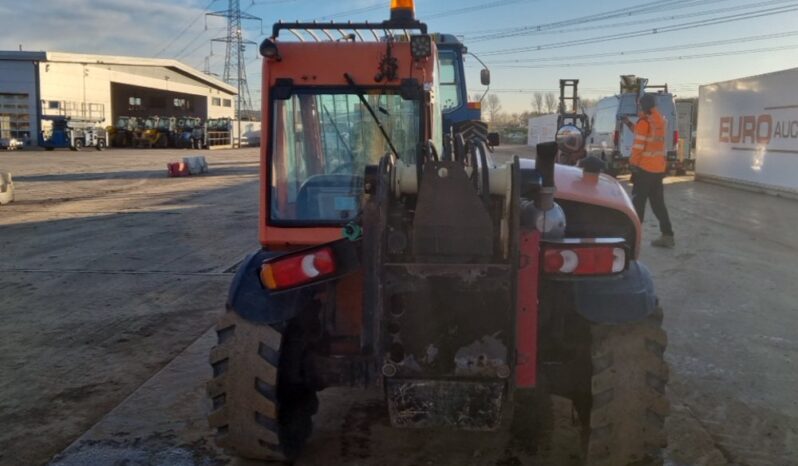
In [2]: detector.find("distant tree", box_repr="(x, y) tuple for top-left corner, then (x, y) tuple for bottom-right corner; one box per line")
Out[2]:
(485, 93), (503, 123)
(580, 97), (600, 111)
(544, 92), (557, 113)
(518, 111), (533, 126)
(533, 92), (544, 114)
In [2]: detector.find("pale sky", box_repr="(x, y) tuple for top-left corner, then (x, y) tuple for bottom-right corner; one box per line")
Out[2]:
(3, 0), (798, 113)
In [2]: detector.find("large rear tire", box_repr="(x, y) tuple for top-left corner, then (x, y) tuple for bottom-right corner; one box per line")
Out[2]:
(582, 308), (669, 466)
(207, 310), (318, 462)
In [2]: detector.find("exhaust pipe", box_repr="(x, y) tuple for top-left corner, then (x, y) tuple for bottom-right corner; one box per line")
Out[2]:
(535, 141), (557, 211)
(519, 141), (565, 239)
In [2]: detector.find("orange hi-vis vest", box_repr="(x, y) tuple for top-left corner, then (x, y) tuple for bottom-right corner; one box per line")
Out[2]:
(630, 108), (667, 173)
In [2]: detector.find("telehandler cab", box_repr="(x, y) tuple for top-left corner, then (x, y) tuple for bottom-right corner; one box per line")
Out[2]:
(207, 2), (668, 464)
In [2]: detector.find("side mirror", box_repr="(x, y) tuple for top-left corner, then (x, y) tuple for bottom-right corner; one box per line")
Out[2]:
(480, 68), (491, 86)
(487, 132), (500, 147)
(556, 125), (585, 154)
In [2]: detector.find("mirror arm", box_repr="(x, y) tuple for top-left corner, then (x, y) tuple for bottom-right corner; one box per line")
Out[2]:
(468, 52), (491, 103)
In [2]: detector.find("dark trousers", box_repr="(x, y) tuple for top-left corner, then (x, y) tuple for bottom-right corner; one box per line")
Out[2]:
(632, 170), (674, 236)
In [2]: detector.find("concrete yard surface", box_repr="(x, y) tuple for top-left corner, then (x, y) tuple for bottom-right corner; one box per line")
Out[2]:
(0, 148), (260, 465)
(1, 146), (797, 465)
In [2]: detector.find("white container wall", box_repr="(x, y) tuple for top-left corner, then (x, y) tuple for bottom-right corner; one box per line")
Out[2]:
(697, 68), (798, 196)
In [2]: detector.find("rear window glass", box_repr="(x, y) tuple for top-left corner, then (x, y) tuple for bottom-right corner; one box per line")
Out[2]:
(619, 95), (637, 115)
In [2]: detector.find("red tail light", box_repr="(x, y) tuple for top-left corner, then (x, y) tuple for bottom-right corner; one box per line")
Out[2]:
(467, 101), (481, 110)
(542, 246), (627, 275)
(260, 247), (336, 290)
(613, 130), (619, 147)
(673, 130), (679, 146)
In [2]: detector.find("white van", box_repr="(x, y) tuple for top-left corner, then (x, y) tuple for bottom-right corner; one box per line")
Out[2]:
(587, 91), (678, 175)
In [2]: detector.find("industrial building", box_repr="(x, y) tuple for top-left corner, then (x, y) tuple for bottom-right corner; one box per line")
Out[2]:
(0, 51), (238, 146)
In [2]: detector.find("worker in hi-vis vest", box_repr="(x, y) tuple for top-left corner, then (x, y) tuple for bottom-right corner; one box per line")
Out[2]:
(622, 93), (675, 248)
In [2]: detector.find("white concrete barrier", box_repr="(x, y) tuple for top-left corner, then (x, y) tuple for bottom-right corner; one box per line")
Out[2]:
(0, 172), (14, 205)
(182, 156), (208, 175)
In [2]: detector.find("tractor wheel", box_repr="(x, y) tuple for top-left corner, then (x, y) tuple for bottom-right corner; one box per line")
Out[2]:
(96, 139), (106, 151)
(580, 308), (669, 466)
(207, 310), (318, 462)
(72, 139), (83, 151)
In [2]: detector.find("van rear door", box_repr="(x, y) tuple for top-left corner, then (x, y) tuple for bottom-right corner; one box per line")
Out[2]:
(656, 94), (678, 158)
(618, 94), (638, 159)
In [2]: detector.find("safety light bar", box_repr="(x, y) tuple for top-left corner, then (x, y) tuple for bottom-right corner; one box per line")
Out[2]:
(391, 0), (415, 21)
(260, 247), (337, 290)
(542, 241), (628, 276)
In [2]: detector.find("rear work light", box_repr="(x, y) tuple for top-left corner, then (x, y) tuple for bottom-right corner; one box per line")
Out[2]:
(542, 245), (627, 276)
(260, 247), (336, 290)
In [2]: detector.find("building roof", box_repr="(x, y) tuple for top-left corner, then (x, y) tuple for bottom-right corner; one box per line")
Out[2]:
(0, 50), (238, 95)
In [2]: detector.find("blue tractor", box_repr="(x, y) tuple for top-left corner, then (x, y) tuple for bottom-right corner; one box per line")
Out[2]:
(435, 34), (498, 161)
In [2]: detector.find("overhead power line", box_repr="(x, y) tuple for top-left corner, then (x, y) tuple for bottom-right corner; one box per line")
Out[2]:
(490, 43), (798, 69)
(472, 0), (796, 44)
(467, 0), (730, 42)
(174, 26), (225, 59)
(305, 0), (526, 23)
(155, 0), (218, 57)
(486, 29), (798, 64)
(425, 0), (525, 19)
(478, 4), (798, 56)
(306, 2), (384, 21)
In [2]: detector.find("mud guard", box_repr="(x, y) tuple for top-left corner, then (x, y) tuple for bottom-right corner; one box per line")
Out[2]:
(227, 241), (361, 324)
(570, 261), (657, 324)
(226, 249), (315, 324)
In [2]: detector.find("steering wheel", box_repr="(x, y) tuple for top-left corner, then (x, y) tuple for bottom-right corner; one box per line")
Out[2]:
(295, 174), (364, 220)
(331, 162), (355, 175)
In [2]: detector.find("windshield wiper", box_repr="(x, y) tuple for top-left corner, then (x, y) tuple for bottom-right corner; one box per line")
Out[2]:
(343, 73), (400, 160)
(321, 104), (355, 163)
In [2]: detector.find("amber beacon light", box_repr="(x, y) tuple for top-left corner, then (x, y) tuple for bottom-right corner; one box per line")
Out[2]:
(390, 0), (416, 21)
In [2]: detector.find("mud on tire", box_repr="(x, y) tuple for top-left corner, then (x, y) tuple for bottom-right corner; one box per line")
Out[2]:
(207, 310), (317, 461)
(584, 308), (669, 466)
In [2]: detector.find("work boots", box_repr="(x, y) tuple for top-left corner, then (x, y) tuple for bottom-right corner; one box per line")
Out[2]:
(651, 235), (675, 248)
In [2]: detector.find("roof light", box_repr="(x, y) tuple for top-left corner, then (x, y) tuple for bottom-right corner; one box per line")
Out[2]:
(260, 247), (336, 290)
(390, 0), (415, 21)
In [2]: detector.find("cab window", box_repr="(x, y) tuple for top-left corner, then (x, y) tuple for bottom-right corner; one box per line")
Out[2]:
(438, 51), (462, 112)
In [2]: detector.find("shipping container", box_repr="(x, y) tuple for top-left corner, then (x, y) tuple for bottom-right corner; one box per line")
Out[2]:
(696, 69), (798, 197)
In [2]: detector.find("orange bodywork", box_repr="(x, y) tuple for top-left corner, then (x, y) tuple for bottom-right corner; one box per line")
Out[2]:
(259, 41), (436, 249)
(553, 164), (642, 256)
